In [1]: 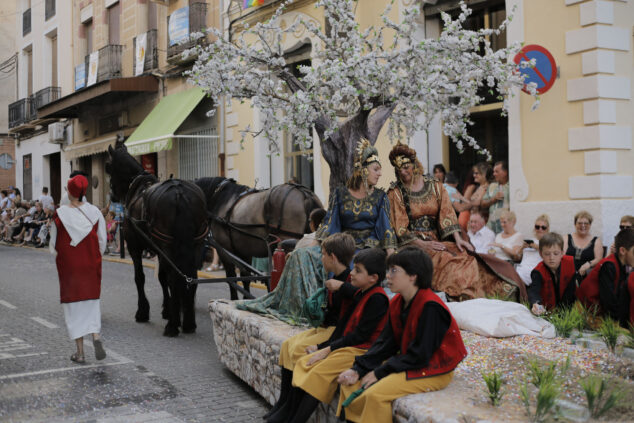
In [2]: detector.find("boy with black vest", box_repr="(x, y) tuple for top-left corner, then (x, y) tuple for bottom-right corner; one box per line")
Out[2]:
(277, 248), (390, 423)
(337, 247), (466, 423)
(265, 232), (356, 420)
(527, 232), (578, 315)
(578, 228), (634, 327)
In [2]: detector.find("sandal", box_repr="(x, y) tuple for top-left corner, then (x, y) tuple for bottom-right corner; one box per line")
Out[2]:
(93, 339), (106, 360)
(70, 353), (85, 364)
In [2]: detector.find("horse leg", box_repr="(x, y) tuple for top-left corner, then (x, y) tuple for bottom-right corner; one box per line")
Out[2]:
(222, 258), (239, 300)
(181, 276), (198, 334)
(158, 262), (170, 320)
(131, 247), (150, 322)
(163, 270), (181, 337)
(242, 272), (252, 300)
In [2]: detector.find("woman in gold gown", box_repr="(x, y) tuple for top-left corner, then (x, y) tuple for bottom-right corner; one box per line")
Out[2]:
(386, 144), (525, 300)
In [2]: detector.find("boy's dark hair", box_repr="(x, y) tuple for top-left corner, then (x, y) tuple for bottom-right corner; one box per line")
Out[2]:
(42, 187), (48, 194)
(353, 248), (387, 282)
(386, 246), (433, 289)
(538, 232), (564, 253)
(1, 190), (7, 196)
(309, 208), (327, 229)
(321, 232), (355, 266)
(444, 171), (458, 185)
(615, 228), (634, 253)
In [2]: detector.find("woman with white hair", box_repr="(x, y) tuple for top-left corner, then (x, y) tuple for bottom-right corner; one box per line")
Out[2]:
(489, 210), (523, 263)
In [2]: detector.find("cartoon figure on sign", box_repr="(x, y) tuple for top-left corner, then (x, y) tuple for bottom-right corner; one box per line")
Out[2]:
(514, 45), (557, 95)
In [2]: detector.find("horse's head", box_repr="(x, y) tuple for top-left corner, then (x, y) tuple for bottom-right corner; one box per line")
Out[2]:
(106, 139), (144, 203)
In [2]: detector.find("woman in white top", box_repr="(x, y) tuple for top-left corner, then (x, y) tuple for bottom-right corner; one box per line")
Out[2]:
(515, 214), (550, 285)
(489, 210), (523, 262)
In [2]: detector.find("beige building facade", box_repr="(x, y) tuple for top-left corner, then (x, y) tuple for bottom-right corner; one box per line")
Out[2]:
(220, 0), (633, 244)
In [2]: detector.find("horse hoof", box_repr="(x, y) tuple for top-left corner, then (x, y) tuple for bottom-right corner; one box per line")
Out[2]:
(163, 327), (179, 337)
(182, 325), (196, 334)
(135, 311), (150, 322)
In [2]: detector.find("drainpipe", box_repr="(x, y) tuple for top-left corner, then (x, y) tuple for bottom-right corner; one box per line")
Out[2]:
(219, 0), (226, 177)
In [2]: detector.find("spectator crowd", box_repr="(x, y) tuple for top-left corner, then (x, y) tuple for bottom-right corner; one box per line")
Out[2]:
(0, 183), (123, 254)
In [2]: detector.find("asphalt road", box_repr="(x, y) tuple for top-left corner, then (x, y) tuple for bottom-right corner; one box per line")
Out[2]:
(0, 244), (269, 422)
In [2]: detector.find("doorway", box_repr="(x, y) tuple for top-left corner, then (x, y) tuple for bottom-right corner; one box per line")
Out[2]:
(49, 152), (61, 205)
(22, 154), (32, 200)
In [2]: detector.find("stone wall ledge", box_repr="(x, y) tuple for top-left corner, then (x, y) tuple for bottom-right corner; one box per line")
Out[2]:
(209, 300), (633, 423)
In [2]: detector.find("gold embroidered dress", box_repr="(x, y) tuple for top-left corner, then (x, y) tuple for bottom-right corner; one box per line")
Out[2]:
(387, 177), (515, 300)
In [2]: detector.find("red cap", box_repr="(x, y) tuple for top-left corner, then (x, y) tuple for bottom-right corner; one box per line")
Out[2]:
(67, 175), (88, 199)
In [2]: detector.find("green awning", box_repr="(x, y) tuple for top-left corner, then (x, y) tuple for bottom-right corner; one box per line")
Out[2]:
(125, 87), (206, 155)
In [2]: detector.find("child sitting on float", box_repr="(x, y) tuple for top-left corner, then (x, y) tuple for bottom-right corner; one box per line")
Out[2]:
(265, 232), (357, 421)
(274, 248), (390, 423)
(337, 246), (466, 423)
(527, 232), (579, 315)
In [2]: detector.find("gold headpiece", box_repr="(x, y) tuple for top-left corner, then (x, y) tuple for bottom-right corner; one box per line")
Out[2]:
(354, 139), (380, 170)
(393, 155), (412, 169)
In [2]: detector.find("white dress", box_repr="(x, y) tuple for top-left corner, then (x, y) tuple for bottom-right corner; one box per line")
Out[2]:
(515, 239), (542, 286)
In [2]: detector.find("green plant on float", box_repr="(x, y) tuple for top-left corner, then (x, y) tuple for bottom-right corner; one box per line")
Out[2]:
(481, 370), (504, 406)
(546, 306), (584, 338)
(596, 317), (624, 353)
(626, 323), (634, 349)
(580, 375), (624, 419)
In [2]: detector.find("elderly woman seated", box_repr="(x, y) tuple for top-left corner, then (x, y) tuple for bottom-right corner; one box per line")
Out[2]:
(488, 210), (524, 263)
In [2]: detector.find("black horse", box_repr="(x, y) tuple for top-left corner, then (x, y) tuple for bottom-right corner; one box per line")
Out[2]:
(106, 140), (208, 337)
(195, 177), (323, 300)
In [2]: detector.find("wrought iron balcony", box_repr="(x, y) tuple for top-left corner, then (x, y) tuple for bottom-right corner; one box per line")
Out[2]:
(8, 97), (35, 129)
(35, 87), (61, 109)
(45, 0), (56, 21)
(23, 8), (31, 36)
(133, 29), (159, 74)
(81, 45), (123, 87)
(167, 2), (208, 64)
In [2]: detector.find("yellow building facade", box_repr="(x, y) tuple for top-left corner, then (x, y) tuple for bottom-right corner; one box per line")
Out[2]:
(222, 0), (633, 244)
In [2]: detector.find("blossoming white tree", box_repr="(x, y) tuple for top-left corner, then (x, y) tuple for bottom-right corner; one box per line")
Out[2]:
(187, 0), (536, 192)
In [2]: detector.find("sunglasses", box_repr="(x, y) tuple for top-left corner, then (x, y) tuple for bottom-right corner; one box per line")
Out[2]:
(620, 225), (632, 230)
(534, 225), (548, 230)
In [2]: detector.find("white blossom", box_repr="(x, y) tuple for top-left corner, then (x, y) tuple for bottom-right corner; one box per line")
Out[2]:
(186, 0), (538, 163)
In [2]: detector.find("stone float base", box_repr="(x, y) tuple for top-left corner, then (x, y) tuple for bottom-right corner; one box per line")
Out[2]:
(209, 300), (633, 422)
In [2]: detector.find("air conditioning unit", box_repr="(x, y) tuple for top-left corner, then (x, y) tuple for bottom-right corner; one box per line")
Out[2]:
(48, 122), (65, 144)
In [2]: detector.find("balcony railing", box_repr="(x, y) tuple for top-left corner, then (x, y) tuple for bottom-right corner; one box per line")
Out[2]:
(23, 8), (31, 36)
(78, 45), (123, 89)
(45, 0), (56, 21)
(35, 86), (61, 109)
(133, 29), (159, 74)
(29, 94), (37, 120)
(8, 98), (34, 129)
(167, 2), (208, 64)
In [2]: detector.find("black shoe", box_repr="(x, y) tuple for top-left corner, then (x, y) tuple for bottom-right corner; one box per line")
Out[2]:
(264, 368), (293, 419)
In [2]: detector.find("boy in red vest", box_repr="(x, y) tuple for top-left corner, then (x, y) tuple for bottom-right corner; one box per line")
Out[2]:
(273, 248), (390, 423)
(265, 233), (357, 420)
(527, 232), (578, 315)
(337, 247), (467, 423)
(577, 228), (634, 327)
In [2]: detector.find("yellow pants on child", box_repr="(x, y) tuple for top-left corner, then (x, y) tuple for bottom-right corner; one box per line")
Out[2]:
(337, 371), (454, 422)
(292, 346), (367, 403)
(278, 326), (335, 370)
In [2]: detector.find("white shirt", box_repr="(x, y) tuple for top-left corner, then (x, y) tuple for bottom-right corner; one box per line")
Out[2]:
(492, 231), (524, 261)
(468, 225), (496, 254)
(38, 194), (55, 210)
(516, 239), (542, 286)
(50, 203), (107, 255)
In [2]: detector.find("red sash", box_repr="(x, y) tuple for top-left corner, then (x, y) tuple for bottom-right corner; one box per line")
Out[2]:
(576, 255), (620, 312)
(342, 286), (388, 349)
(534, 256), (576, 310)
(390, 289), (467, 379)
(54, 215), (102, 303)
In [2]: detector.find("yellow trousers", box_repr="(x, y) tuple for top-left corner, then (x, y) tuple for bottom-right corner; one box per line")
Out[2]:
(293, 346), (367, 403)
(337, 371), (454, 422)
(278, 326), (335, 370)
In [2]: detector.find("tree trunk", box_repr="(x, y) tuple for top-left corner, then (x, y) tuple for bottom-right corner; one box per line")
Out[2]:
(316, 105), (395, 197)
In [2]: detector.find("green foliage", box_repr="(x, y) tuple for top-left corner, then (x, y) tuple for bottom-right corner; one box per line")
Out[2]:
(597, 317), (623, 353)
(520, 378), (561, 423)
(579, 303), (600, 330)
(546, 306), (584, 338)
(580, 376), (624, 418)
(626, 323), (634, 349)
(481, 370), (504, 406)
(520, 358), (571, 422)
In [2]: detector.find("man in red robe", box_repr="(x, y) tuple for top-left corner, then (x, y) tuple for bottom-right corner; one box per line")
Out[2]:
(50, 174), (107, 364)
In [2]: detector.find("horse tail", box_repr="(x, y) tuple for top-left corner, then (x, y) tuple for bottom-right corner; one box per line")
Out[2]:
(169, 184), (202, 277)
